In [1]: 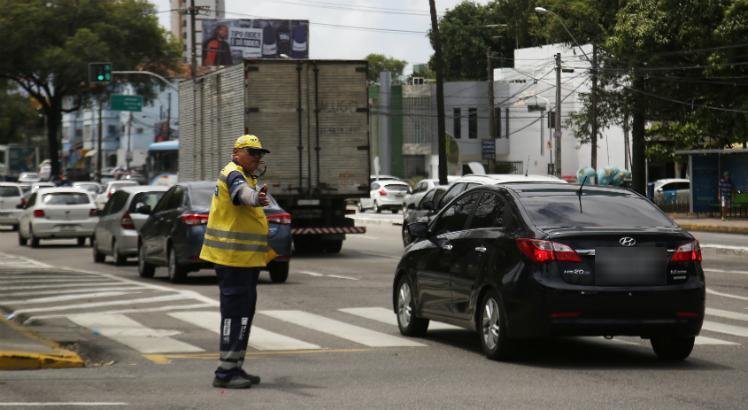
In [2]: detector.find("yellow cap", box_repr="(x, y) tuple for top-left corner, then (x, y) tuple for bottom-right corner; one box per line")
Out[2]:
(234, 134), (270, 153)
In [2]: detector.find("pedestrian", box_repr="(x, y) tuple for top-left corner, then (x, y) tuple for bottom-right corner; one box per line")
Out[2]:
(199, 134), (274, 389)
(719, 171), (733, 220)
(202, 23), (232, 66)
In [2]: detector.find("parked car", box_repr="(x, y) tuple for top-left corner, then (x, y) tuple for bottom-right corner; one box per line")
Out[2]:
(17, 172), (41, 183)
(359, 180), (411, 213)
(395, 183), (704, 361)
(95, 180), (139, 209)
(137, 181), (292, 283)
(402, 177), (459, 211)
(17, 187), (98, 247)
(92, 185), (169, 265)
(653, 178), (690, 206)
(401, 185), (449, 246)
(0, 182), (24, 230)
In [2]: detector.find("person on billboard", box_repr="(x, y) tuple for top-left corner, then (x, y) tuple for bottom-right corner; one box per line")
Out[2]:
(291, 23), (308, 58)
(202, 23), (232, 66)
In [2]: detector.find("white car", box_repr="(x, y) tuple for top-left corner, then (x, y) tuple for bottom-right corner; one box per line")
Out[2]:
(72, 181), (102, 202)
(403, 176), (459, 210)
(0, 182), (24, 230)
(17, 187), (98, 247)
(653, 178), (690, 206)
(95, 180), (139, 210)
(17, 172), (41, 183)
(359, 180), (411, 213)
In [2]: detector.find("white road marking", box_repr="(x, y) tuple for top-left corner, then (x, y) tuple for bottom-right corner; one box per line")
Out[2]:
(0, 286), (144, 298)
(0, 403), (127, 407)
(25, 303), (214, 324)
(0, 252), (52, 269)
(67, 313), (203, 354)
(0, 282), (118, 291)
(706, 287), (748, 302)
(260, 310), (425, 347)
(326, 274), (359, 281)
(1, 277), (111, 283)
(169, 311), (321, 350)
(695, 336), (739, 345)
(703, 268), (748, 276)
(12, 294), (190, 315)
(706, 307), (748, 322)
(702, 320), (748, 338)
(701, 244), (748, 253)
(339, 307), (461, 330)
(296, 270), (324, 277)
(0, 275), (98, 280)
(0, 291), (134, 305)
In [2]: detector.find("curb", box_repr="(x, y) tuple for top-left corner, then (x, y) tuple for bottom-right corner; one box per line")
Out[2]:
(678, 223), (748, 235)
(0, 319), (84, 370)
(700, 244), (748, 257)
(350, 216), (403, 227)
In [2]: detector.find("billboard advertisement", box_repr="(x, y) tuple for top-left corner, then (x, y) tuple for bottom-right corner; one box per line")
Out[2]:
(202, 19), (309, 66)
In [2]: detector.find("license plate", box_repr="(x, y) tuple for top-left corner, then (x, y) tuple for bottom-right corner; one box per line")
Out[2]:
(595, 247), (667, 286)
(59, 225), (77, 231)
(394, 193), (404, 198)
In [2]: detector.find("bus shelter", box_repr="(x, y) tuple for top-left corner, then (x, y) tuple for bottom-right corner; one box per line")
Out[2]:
(676, 148), (748, 215)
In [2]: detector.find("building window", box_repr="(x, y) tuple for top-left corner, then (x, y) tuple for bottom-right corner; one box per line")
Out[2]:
(468, 108), (477, 139)
(505, 107), (510, 138)
(495, 107), (501, 138)
(453, 108), (461, 139)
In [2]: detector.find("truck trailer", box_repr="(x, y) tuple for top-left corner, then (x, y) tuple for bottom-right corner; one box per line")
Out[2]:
(178, 59), (369, 252)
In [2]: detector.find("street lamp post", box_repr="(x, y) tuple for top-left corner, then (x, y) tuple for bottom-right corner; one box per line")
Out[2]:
(535, 6), (599, 173)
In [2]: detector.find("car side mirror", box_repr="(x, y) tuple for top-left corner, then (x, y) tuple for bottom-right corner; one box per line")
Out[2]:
(134, 203), (151, 214)
(407, 221), (429, 240)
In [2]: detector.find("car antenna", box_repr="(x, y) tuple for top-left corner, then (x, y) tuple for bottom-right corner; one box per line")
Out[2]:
(577, 175), (588, 196)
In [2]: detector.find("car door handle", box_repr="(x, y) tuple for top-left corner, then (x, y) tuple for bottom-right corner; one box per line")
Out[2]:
(441, 243), (453, 251)
(474, 246), (487, 253)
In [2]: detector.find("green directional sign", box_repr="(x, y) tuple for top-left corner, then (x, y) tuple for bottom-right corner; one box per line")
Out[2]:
(110, 95), (143, 112)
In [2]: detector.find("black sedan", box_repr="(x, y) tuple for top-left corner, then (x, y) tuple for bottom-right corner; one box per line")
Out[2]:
(394, 183), (705, 361)
(138, 181), (292, 283)
(401, 185), (448, 246)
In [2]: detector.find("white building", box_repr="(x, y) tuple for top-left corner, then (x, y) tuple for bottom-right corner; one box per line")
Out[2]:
(169, 0), (225, 65)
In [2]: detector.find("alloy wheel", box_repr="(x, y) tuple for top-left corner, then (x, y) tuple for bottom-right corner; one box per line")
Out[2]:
(482, 297), (501, 351)
(397, 281), (413, 328)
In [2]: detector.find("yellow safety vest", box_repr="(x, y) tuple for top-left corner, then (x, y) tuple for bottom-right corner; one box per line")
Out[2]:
(199, 162), (270, 268)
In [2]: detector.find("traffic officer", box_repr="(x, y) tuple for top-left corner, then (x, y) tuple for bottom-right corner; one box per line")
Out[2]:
(200, 134), (275, 389)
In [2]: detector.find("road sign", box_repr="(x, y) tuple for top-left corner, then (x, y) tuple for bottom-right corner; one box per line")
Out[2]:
(481, 139), (495, 160)
(110, 95), (143, 112)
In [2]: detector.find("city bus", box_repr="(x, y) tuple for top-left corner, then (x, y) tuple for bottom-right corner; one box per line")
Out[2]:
(146, 139), (178, 186)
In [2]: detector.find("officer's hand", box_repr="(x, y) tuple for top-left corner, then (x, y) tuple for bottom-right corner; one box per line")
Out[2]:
(258, 185), (269, 206)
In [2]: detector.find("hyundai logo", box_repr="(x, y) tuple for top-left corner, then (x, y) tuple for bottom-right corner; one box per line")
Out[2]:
(619, 237), (636, 247)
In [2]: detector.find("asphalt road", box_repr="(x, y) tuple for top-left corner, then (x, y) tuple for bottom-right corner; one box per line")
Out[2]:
(0, 224), (747, 408)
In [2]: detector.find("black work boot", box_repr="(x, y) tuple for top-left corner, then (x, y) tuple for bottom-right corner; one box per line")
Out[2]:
(212, 374), (252, 389)
(239, 369), (261, 385)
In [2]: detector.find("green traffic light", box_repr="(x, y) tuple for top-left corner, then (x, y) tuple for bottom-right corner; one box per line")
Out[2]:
(97, 74), (104, 81)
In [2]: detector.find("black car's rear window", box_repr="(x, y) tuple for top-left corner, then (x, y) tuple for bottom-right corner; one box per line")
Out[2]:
(189, 185), (215, 208)
(0, 186), (21, 197)
(518, 192), (676, 229)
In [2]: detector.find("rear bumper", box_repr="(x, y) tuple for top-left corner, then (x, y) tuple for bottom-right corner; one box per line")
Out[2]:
(0, 211), (21, 224)
(31, 219), (97, 238)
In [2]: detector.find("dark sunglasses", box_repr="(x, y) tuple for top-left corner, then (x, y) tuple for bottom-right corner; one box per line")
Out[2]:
(245, 148), (265, 158)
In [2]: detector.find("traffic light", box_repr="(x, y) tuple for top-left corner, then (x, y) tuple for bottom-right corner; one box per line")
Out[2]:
(89, 62), (112, 83)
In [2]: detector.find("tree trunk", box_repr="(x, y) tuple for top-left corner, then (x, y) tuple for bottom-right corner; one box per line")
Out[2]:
(631, 75), (646, 195)
(46, 104), (62, 180)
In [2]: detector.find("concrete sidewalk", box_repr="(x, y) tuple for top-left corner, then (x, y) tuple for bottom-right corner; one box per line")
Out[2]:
(0, 318), (84, 370)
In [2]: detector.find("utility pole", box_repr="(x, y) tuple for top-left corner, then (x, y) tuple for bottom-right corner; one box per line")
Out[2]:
(486, 48), (495, 173)
(188, 0), (198, 78)
(96, 96), (103, 181)
(554, 52), (562, 178)
(429, 0), (448, 185)
(126, 112), (133, 170)
(590, 45), (598, 170)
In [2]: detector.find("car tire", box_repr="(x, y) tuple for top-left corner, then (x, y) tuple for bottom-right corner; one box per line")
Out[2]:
(395, 274), (428, 337)
(92, 236), (105, 263)
(324, 240), (343, 254)
(401, 225), (411, 246)
(167, 246), (187, 283)
(391, 208), (398, 214)
(11, 224), (19, 231)
(18, 231), (27, 246)
(357, 201), (365, 213)
(268, 261), (289, 283)
(373, 201), (381, 213)
(30, 230), (39, 248)
(651, 335), (695, 361)
(478, 289), (512, 360)
(138, 244), (155, 278)
(77, 237), (86, 246)
(113, 241), (127, 265)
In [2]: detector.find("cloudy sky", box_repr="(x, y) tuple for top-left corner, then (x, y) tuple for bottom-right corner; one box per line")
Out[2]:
(152, 0), (490, 73)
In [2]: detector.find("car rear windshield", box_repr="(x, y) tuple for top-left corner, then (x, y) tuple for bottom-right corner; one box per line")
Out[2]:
(385, 184), (409, 192)
(189, 185), (214, 208)
(41, 192), (90, 205)
(129, 191), (165, 212)
(0, 186), (21, 197)
(518, 192), (676, 229)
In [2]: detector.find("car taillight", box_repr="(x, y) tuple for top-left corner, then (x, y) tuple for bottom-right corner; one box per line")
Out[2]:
(89, 209), (98, 217)
(671, 240), (702, 263)
(108, 191), (112, 199)
(120, 212), (135, 229)
(180, 213), (209, 225)
(267, 212), (291, 224)
(378, 189), (387, 196)
(33, 209), (45, 218)
(516, 238), (582, 263)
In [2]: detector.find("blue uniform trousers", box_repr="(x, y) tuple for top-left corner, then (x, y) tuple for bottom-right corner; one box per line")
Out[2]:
(214, 264), (260, 380)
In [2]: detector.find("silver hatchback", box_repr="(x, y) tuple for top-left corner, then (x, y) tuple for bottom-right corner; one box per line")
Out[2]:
(92, 185), (168, 265)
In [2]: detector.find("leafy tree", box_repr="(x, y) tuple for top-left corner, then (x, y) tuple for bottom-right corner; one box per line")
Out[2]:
(0, 80), (42, 145)
(0, 0), (181, 178)
(366, 54), (407, 82)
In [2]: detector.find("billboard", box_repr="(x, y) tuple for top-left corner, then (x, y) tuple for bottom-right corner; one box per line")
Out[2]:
(202, 19), (309, 66)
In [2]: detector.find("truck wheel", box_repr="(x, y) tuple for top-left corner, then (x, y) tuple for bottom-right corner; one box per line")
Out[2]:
(269, 261), (289, 283)
(324, 240), (343, 254)
(138, 244), (155, 278)
(92, 236), (105, 263)
(77, 237), (86, 246)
